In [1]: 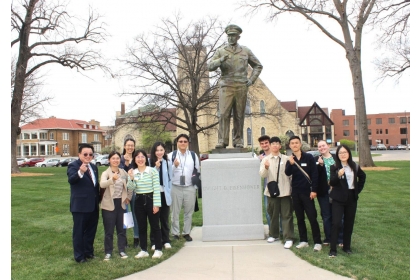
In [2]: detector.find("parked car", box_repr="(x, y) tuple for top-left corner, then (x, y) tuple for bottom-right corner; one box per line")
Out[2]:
(376, 144), (387, 150)
(370, 145), (376, 150)
(397, 144), (407, 150)
(200, 154), (209, 161)
(17, 158), (28, 166)
(55, 157), (78, 167)
(91, 154), (109, 166)
(20, 158), (44, 167)
(35, 158), (60, 167)
(388, 145), (397, 150)
(407, 144), (410, 150)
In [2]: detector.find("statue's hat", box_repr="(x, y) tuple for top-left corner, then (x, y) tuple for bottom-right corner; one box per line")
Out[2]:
(225, 24), (242, 35)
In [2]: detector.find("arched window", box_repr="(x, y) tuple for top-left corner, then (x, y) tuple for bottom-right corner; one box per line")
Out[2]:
(247, 128), (252, 145)
(286, 130), (294, 138)
(245, 99), (251, 115)
(261, 127), (266, 136)
(260, 100), (265, 115)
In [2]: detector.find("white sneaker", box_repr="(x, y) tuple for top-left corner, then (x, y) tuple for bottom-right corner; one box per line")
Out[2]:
(103, 253), (111, 261)
(152, 250), (163, 259)
(164, 243), (172, 249)
(284, 240), (293, 249)
(267, 237), (279, 243)
(314, 243), (322, 252)
(295, 242), (309, 249)
(135, 251), (149, 258)
(151, 245), (155, 251)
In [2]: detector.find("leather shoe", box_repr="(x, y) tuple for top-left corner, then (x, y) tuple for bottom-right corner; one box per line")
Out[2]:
(183, 234), (193, 242)
(173, 235), (179, 240)
(343, 248), (353, 254)
(76, 258), (87, 263)
(85, 254), (95, 259)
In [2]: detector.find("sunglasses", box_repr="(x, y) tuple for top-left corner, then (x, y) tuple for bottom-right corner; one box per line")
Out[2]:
(83, 153), (93, 157)
(178, 140), (188, 143)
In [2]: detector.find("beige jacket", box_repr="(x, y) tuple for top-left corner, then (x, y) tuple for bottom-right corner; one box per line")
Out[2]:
(259, 154), (292, 198)
(100, 167), (133, 211)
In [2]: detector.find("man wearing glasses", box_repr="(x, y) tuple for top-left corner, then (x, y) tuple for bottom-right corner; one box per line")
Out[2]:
(168, 134), (200, 242)
(68, 144), (100, 263)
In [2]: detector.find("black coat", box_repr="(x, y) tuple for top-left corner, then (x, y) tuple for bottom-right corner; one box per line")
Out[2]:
(329, 163), (366, 203)
(314, 154), (337, 196)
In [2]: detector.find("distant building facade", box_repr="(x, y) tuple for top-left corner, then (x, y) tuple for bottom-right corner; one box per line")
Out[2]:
(17, 117), (105, 157)
(330, 109), (410, 146)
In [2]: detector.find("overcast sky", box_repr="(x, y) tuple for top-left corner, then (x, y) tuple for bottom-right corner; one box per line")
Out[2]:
(9, 0), (412, 127)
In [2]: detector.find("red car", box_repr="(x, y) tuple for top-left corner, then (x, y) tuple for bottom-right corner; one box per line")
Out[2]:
(20, 158), (44, 167)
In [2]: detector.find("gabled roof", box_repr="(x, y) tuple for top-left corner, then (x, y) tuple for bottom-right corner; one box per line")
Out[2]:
(298, 102), (334, 126)
(20, 117), (104, 132)
(280, 101), (297, 112)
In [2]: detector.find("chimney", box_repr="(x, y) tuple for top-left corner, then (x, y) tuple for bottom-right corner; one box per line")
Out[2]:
(121, 102), (125, 115)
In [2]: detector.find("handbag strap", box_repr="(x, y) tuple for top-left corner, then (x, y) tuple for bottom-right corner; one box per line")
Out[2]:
(295, 162), (312, 185)
(274, 156), (281, 183)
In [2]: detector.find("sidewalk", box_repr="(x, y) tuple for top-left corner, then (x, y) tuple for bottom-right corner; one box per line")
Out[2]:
(117, 226), (350, 280)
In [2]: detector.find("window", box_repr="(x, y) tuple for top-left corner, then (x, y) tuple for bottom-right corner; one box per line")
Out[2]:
(376, 129), (382, 134)
(389, 118), (395, 124)
(343, 120), (349, 126)
(63, 144), (69, 155)
(63, 132), (69, 140)
(354, 130), (358, 136)
(367, 119), (371, 125)
(23, 133), (30, 139)
(260, 101), (265, 115)
(81, 133), (87, 143)
(385, 129), (388, 134)
(376, 118), (382, 124)
(400, 128), (407, 134)
(401, 138), (408, 145)
(94, 134), (99, 141)
(40, 133), (47, 140)
(261, 127), (266, 136)
(247, 128), (251, 145)
(400, 117), (407, 124)
(368, 129), (371, 135)
(83, 124), (86, 128)
(93, 144), (101, 153)
(245, 99), (250, 115)
(386, 139), (389, 144)
(343, 130), (350, 136)
(31, 132), (38, 139)
(49, 132), (54, 140)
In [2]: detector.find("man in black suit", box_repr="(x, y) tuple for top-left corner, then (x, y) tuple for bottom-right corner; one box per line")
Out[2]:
(68, 144), (100, 263)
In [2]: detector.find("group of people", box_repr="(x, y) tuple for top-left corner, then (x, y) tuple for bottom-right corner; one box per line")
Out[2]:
(258, 135), (366, 258)
(68, 133), (200, 263)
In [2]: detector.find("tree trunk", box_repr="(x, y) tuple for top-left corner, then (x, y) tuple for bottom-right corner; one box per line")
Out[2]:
(189, 130), (200, 156)
(346, 51), (375, 167)
(11, 0), (38, 174)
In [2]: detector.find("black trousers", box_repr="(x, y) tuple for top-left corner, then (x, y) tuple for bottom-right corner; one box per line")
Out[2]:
(292, 192), (322, 244)
(135, 193), (162, 251)
(102, 198), (126, 254)
(150, 192), (171, 245)
(331, 189), (358, 252)
(72, 206), (99, 262)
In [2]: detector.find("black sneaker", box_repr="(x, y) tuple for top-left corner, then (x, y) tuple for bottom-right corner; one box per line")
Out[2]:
(173, 235), (179, 240)
(328, 250), (337, 258)
(183, 234), (193, 242)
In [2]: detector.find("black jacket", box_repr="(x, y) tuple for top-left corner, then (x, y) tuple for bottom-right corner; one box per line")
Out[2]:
(285, 151), (318, 194)
(329, 163), (366, 203)
(314, 154), (337, 196)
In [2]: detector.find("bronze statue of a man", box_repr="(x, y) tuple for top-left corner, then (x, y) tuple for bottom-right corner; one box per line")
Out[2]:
(208, 24), (263, 149)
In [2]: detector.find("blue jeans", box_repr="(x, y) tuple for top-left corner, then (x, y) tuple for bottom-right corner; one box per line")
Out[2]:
(317, 194), (332, 243)
(130, 193), (139, 238)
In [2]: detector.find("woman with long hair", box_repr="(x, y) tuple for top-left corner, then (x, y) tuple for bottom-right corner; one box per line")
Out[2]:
(119, 138), (139, 247)
(127, 149), (163, 259)
(328, 145), (366, 258)
(149, 142), (172, 250)
(100, 151), (132, 261)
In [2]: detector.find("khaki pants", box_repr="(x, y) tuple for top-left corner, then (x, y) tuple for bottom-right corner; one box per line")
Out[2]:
(170, 184), (196, 236)
(267, 196), (294, 241)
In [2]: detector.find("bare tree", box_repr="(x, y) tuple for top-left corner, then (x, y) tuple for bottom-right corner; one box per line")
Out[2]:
(241, 0), (377, 167)
(11, 57), (53, 124)
(11, 0), (109, 173)
(118, 14), (226, 153)
(370, 0), (410, 82)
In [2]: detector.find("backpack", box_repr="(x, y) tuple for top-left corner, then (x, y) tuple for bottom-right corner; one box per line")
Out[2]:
(171, 150), (202, 198)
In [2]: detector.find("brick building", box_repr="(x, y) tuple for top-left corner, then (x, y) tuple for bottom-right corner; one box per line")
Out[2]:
(17, 117), (105, 157)
(330, 109), (410, 147)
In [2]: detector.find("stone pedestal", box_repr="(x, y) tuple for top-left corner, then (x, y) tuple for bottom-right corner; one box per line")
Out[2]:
(201, 152), (264, 241)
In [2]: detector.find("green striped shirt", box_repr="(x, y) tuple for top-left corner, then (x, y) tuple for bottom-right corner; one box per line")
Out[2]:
(127, 167), (161, 207)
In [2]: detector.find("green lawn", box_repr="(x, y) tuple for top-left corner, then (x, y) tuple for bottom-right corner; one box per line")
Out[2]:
(12, 161), (409, 279)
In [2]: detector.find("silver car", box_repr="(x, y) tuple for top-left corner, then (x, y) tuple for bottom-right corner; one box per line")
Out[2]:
(35, 158), (60, 167)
